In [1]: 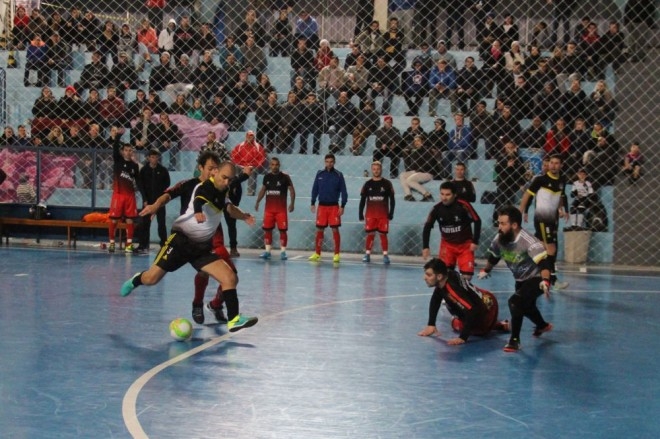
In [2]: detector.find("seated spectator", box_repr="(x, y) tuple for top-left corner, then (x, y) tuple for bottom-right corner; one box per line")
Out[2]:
(187, 98), (205, 121)
(476, 12), (502, 61)
(314, 39), (335, 72)
(270, 7), (292, 56)
(327, 91), (357, 155)
(290, 75), (313, 102)
(99, 85), (126, 130)
(63, 124), (85, 149)
(58, 85), (84, 121)
(172, 15), (198, 63)
(165, 53), (195, 102)
(442, 112), (473, 178)
(519, 115), (546, 150)
(427, 58), (457, 117)
(426, 118), (449, 177)
(493, 140), (526, 224)
(505, 75), (534, 121)
(16, 125), (31, 146)
(529, 21), (552, 49)
(373, 116), (403, 178)
(237, 8), (266, 47)
(16, 175), (37, 204)
(434, 40), (457, 70)
(149, 51), (175, 94)
(343, 54), (370, 104)
(200, 131), (230, 161)
(579, 21), (601, 80)
(527, 57), (555, 94)
(583, 135), (619, 189)
(455, 56), (481, 115)
(383, 17), (407, 75)
(298, 92), (325, 155)
(290, 38), (316, 88)
(255, 91), (281, 152)
(97, 20), (119, 66)
(153, 113), (181, 171)
(499, 13), (519, 52)
(524, 45), (543, 76)
(158, 19), (176, 54)
(27, 9), (48, 42)
(193, 50), (222, 101)
(504, 41), (525, 71)
(109, 51), (140, 92)
(344, 43), (363, 70)
(599, 20), (626, 72)
(402, 116), (426, 148)
(1, 127), (18, 146)
(276, 91), (301, 153)
(12, 6), (30, 49)
(400, 135), (435, 202)
(294, 10), (320, 49)
(32, 86), (59, 119)
(221, 53), (243, 90)
(242, 35), (268, 76)
(204, 93), (232, 127)
(79, 51), (110, 93)
(562, 79), (590, 127)
(568, 168), (595, 228)
(127, 89), (149, 122)
(131, 107), (157, 158)
(412, 42), (438, 74)
(136, 19), (159, 62)
(622, 142), (643, 183)
(468, 100), (495, 159)
(227, 70), (256, 120)
(169, 93), (191, 115)
(554, 41), (584, 92)
(573, 16), (591, 43)
(544, 118), (571, 158)
(218, 35), (243, 68)
(80, 88), (102, 125)
(80, 10), (101, 51)
(401, 60), (428, 116)
(62, 7), (83, 50)
(567, 117), (592, 175)
(24, 35), (49, 88)
(369, 56), (397, 115)
(480, 39), (507, 98)
(317, 55), (345, 105)
(44, 126), (65, 147)
(589, 80), (616, 128)
(452, 162), (476, 202)
(197, 22), (217, 54)
(534, 81), (562, 126)
(117, 23), (137, 63)
(351, 99), (380, 155)
(44, 32), (70, 88)
(490, 105), (521, 152)
(354, 20), (385, 66)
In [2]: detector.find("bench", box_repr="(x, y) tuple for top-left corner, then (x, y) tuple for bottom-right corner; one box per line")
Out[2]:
(0, 218), (127, 248)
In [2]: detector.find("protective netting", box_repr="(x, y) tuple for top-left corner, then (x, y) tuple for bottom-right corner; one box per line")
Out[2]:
(0, 1), (657, 264)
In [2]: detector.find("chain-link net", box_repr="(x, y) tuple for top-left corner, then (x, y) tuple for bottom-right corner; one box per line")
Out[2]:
(0, 0), (657, 264)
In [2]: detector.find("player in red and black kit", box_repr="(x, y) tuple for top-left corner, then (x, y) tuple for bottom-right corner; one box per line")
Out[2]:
(255, 157), (296, 261)
(422, 181), (481, 280)
(108, 143), (143, 253)
(418, 258), (509, 345)
(359, 161), (395, 264)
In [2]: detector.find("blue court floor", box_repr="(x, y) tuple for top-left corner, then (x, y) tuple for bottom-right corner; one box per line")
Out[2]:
(1, 246), (659, 439)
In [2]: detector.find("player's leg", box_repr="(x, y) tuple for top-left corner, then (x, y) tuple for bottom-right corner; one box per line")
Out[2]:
(378, 218), (390, 264)
(363, 217), (376, 262)
(456, 242), (475, 281)
(192, 271), (210, 323)
(277, 211), (288, 259)
(310, 207), (328, 260)
(206, 244), (235, 323)
(261, 211), (275, 259)
(328, 205), (342, 262)
(504, 292), (524, 352)
(518, 278), (553, 337)
(123, 195), (138, 252)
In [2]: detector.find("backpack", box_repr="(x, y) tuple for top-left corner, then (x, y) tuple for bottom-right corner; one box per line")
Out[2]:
(586, 198), (608, 232)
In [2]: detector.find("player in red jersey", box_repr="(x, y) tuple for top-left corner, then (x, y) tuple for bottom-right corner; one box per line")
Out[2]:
(359, 161), (395, 264)
(422, 181), (482, 280)
(108, 143), (143, 253)
(255, 157), (296, 260)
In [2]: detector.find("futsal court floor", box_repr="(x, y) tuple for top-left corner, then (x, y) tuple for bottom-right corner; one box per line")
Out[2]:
(1, 245), (659, 439)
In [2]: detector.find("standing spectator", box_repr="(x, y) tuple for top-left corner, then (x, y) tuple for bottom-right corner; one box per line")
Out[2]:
(478, 205), (554, 353)
(353, 0), (376, 37)
(427, 59), (457, 117)
(290, 38), (316, 88)
(499, 12), (519, 52)
(255, 91), (281, 152)
(97, 20), (119, 66)
(625, 0), (657, 62)
(79, 10), (101, 51)
(236, 8), (266, 48)
(455, 56), (481, 114)
(146, 0), (166, 31)
(294, 10), (319, 49)
(12, 6), (30, 49)
(79, 51), (110, 93)
(490, 105), (522, 154)
(354, 20), (385, 65)
(566, 117), (592, 175)
(422, 181), (482, 280)
(172, 15), (198, 63)
(476, 11), (501, 60)
(299, 92), (325, 155)
(359, 161), (395, 264)
(579, 21), (602, 79)
(547, 0), (577, 46)
(452, 162), (476, 202)
(276, 91), (301, 153)
(270, 7), (292, 56)
(493, 140), (526, 225)
(400, 135), (435, 202)
(99, 85), (126, 131)
(599, 21), (626, 73)
(562, 79), (590, 127)
(231, 131), (267, 196)
(589, 80), (616, 128)
(136, 19), (159, 61)
(107, 142), (143, 253)
(44, 32), (70, 88)
(368, 56), (396, 115)
(401, 59), (428, 116)
(481, 40), (507, 97)
(62, 7), (83, 50)
(445, 1), (469, 50)
(413, 0), (442, 47)
(622, 142), (643, 183)
(468, 101), (495, 159)
(351, 99), (380, 155)
(132, 107), (157, 160)
(193, 50), (222, 101)
(24, 35), (49, 88)
(139, 149), (170, 250)
(373, 115), (403, 178)
(242, 35), (267, 76)
(534, 81), (563, 126)
(31, 86), (59, 119)
(154, 113), (181, 171)
(158, 19), (176, 54)
(443, 113), (474, 177)
(426, 118), (449, 177)
(327, 91), (357, 155)
(383, 17), (407, 75)
(309, 154), (349, 263)
(519, 154), (569, 287)
(255, 157), (296, 260)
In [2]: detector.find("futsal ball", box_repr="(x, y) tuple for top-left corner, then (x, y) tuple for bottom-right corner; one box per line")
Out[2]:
(169, 318), (193, 341)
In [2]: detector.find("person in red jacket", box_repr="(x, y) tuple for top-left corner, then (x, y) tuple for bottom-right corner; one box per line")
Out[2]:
(230, 130), (267, 196)
(543, 118), (571, 159)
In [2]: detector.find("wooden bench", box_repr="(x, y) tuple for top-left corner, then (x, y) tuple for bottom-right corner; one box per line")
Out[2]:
(0, 218), (126, 248)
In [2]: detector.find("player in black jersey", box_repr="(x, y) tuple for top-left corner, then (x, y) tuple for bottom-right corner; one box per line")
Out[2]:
(359, 161), (395, 264)
(519, 154), (569, 288)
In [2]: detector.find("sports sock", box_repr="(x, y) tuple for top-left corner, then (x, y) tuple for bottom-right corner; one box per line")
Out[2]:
(210, 285), (224, 308)
(315, 230), (324, 254)
(280, 230), (287, 247)
(223, 289), (239, 321)
(380, 233), (388, 252)
(264, 230), (273, 246)
(365, 233), (375, 252)
(108, 221), (116, 242)
(132, 271), (145, 287)
(126, 222), (135, 240)
(193, 272), (209, 305)
(332, 228), (340, 254)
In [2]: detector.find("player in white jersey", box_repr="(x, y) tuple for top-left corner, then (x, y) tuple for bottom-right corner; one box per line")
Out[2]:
(477, 205), (554, 353)
(120, 161), (259, 333)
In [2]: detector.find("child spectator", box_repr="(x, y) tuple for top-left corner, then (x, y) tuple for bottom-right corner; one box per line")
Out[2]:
(568, 169), (595, 229)
(623, 142), (643, 183)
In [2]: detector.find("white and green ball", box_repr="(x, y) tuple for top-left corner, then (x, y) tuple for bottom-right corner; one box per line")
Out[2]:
(169, 318), (193, 341)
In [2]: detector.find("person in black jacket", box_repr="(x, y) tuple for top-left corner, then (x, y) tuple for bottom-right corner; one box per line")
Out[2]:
(418, 258), (509, 345)
(138, 149), (171, 250)
(299, 92), (325, 154)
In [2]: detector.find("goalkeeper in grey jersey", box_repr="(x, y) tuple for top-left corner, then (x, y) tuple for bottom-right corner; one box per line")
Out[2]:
(478, 205), (554, 353)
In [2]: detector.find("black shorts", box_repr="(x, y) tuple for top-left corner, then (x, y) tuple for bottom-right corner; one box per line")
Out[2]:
(154, 232), (220, 272)
(533, 219), (558, 245)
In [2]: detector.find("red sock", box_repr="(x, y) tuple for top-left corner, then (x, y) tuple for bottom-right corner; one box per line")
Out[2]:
(280, 230), (288, 247)
(365, 233), (375, 252)
(210, 285), (224, 309)
(332, 228), (340, 254)
(380, 233), (388, 252)
(315, 230), (324, 254)
(193, 272), (209, 305)
(126, 222), (135, 241)
(264, 230), (273, 246)
(108, 221), (116, 242)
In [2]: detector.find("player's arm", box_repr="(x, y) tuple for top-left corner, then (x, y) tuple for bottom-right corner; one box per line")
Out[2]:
(358, 189), (367, 221)
(226, 202), (256, 225)
(288, 177), (296, 212)
(519, 190), (534, 222)
(460, 200), (481, 249)
(559, 185), (570, 220)
(339, 172), (348, 214)
(310, 172), (320, 212)
(254, 184), (266, 211)
(467, 181), (477, 203)
(478, 247), (501, 279)
(421, 209), (437, 258)
(388, 181), (395, 220)
(418, 288), (443, 337)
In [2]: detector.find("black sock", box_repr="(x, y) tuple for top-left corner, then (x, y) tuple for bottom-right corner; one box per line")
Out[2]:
(223, 289), (239, 321)
(132, 271), (144, 287)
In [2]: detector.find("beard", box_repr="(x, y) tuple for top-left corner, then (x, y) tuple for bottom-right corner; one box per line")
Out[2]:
(498, 229), (515, 246)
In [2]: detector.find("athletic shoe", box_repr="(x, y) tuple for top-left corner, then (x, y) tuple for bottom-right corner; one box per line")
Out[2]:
(280, 251), (288, 260)
(124, 243), (134, 253)
(192, 302), (204, 324)
(259, 251), (271, 260)
(120, 272), (140, 297)
(421, 193), (434, 202)
(404, 194), (416, 202)
(503, 338), (521, 353)
(362, 253), (371, 263)
(308, 253), (321, 262)
(205, 302), (227, 323)
(532, 322), (553, 337)
(227, 314), (258, 332)
(230, 247), (240, 257)
(333, 254), (340, 263)
(383, 255), (390, 265)
(108, 242), (115, 253)
(554, 280), (570, 290)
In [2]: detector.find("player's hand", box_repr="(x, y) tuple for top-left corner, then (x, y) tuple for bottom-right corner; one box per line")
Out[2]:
(244, 213), (256, 226)
(254, 202), (259, 211)
(243, 165), (253, 176)
(338, 207), (344, 216)
(422, 248), (430, 260)
(195, 212), (206, 223)
(417, 325), (439, 337)
(447, 337), (466, 346)
(139, 204), (158, 219)
(478, 269), (491, 280)
(470, 243), (478, 252)
(539, 279), (551, 298)
(288, 203), (294, 213)
(523, 213), (528, 223)
(310, 205), (316, 214)
(388, 214), (393, 220)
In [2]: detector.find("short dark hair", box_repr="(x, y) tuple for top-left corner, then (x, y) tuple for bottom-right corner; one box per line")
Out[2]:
(423, 258), (448, 276)
(440, 181), (456, 193)
(498, 205), (522, 227)
(324, 153), (335, 161)
(198, 150), (221, 167)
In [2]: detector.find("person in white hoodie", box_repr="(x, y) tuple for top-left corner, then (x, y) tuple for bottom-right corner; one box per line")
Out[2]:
(158, 19), (176, 55)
